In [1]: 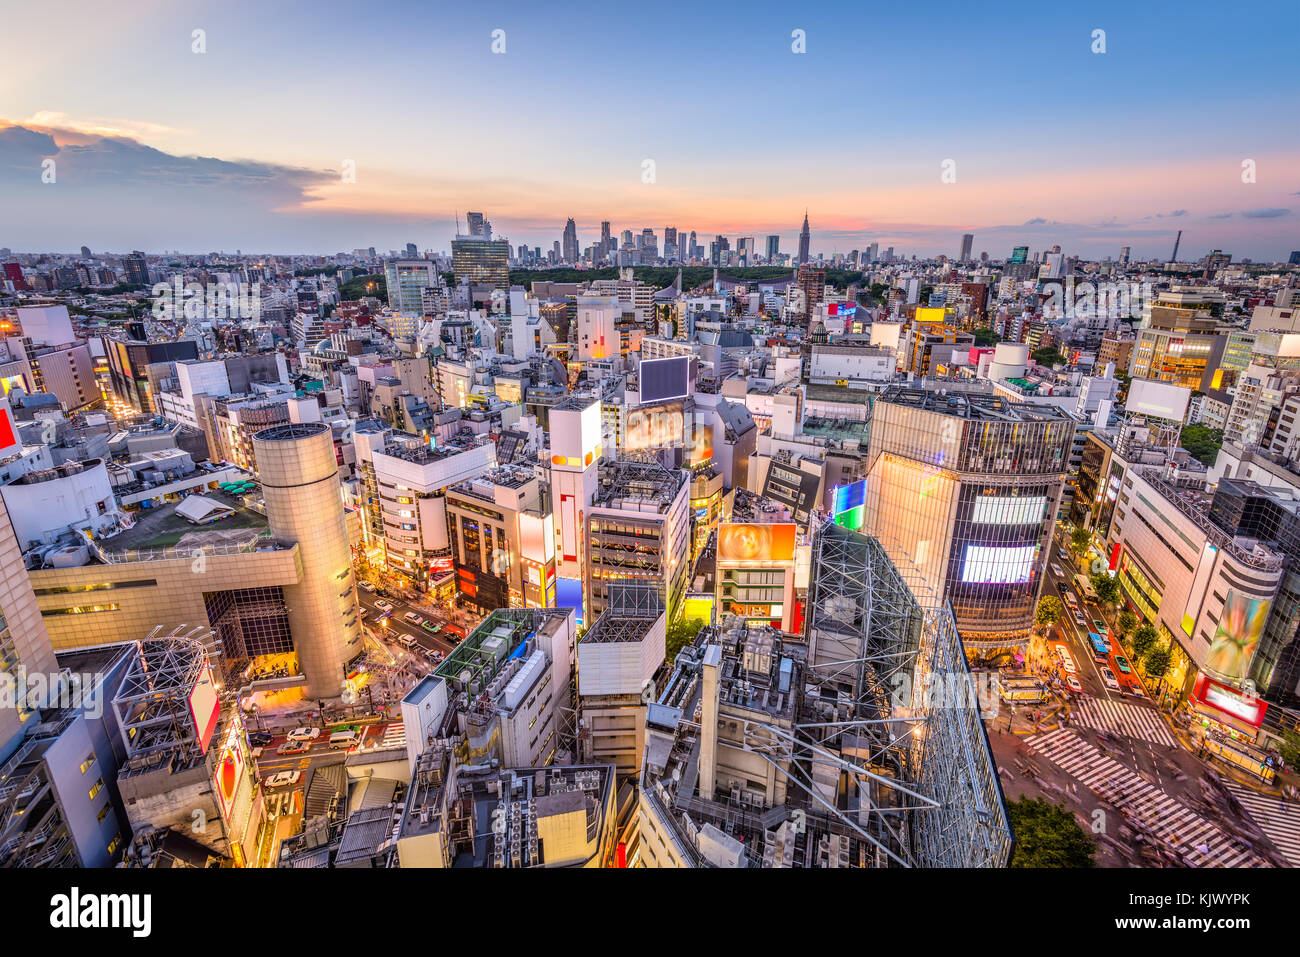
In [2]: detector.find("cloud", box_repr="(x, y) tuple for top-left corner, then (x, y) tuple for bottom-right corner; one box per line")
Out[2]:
(1241, 207), (1290, 218)
(1207, 212), (1233, 219)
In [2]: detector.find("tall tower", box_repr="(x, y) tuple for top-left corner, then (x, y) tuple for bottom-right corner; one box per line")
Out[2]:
(960, 233), (974, 263)
(797, 211), (811, 266)
(562, 218), (579, 264)
(1170, 230), (1182, 263)
(253, 423), (362, 698)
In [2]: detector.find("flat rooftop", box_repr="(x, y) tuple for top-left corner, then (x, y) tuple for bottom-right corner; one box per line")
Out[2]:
(876, 386), (1072, 423)
(592, 460), (684, 510)
(104, 493), (269, 555)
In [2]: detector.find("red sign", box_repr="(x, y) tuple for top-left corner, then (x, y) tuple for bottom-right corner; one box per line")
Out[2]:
(1108, 542), (1122, 572)
(1191, 674), (1266, 729)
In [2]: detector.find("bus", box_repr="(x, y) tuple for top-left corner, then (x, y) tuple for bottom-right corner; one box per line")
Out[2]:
(1074, 574), (1098, 603)
(1086, 631), (1111, 661)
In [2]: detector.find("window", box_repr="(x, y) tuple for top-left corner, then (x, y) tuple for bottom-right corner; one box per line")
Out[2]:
(107, 833), (122, 855)
(80, 754), (95, 775)
(89, 778), (104, 800)
(97, 805), (110, 824)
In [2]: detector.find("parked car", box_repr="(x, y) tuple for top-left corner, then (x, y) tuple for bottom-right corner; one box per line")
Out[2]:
(358, 582), (376, 593)
(286, 727), (320, 742)
(277, 740), (311, 756)
(264, 770), (302, 789)
(421, 621), (440, 634)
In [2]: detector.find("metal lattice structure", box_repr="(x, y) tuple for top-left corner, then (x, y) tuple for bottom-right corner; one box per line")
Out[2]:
(743, 521), (1012, 867)
(112, 627), (219, 764)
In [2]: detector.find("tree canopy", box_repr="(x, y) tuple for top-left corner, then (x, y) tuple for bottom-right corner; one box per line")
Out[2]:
(1180, 424), (1224, 466)
(1007, 796), (1096, 868)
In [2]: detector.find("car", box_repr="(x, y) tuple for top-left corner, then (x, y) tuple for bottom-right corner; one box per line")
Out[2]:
(1100, 667), (1121, 691)
(421, 621), (440, 634)
(1065, 674), (1083, 693)
(374, 599), (393, 612)
(1062, 591), (1078, 606)
(1051, 563), (1066, 578)
(248, 730), (273, 747)
(277, 740), (311, 756)
(1074, 611), (1088, 627)
(264, 770), (302, 789)
(1093, 619), (1107, 634)
(359, 608), (370, 619)
(1113, 654), (1132, 675)
(404, 612), (424, 626)
(286, 727), (320, 742)
(358, 582), (376, 593)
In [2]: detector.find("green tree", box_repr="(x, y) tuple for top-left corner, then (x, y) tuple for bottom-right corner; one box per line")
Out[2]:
(1277, 729), (1300, 769)
(1032, 347), (1066, 366)
(1132, 624), (1158, 660)
(1118, 609), (1137, 638)
(1006, 796), (1096, 868)
(1144, 644), (1171, 680)
(665, 618), (704, 665)
(1069, 527), (1092, 559)
(1180, 424), (1224, 466)
(1035, 595), (1064, 630)
(973, 327), (1000, 347)
(341, 274), (385, 300)
(1091, 572), (1121, 607)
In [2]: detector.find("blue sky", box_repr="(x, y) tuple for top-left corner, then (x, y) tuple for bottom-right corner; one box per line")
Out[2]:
(1, 0), (1297, 259)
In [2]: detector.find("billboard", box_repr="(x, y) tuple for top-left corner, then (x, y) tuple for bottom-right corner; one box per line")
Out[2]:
(1192, 673), (1267, 730)
(625, 401), (685, 454)
(960, 544), (1037, 584)
(914, 306), (948, 324)
(717, 523), (797, 562)
(1126, 378), (1191, 424)
(970, 495), (1047, 526)
(1205, 590), (1271, 681)
(188, 669), (220, 755)
(640, 356), (695, 404)
(831, 479), (868, 531)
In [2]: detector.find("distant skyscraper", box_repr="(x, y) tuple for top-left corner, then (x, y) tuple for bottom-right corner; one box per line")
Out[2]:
(122, 251), (149, 285)
(405, 242), (418, 258)
(766, 235), (780, 262)
(797, 211), (811, 266)
(1009, 246), (1029, 264)
(1289, 251), (1300, 266)
(80, 245), (91, 259)
(1120, 246), (1131, 264)
(600, 221), (612, 259)
(959, 233), (974, 262)
(562, 218), (579, 264)
(384, 259), (439, 313)
(466, 211), (492, 238)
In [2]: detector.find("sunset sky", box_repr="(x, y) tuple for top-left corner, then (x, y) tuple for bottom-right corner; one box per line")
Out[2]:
(2, 0), (1298, 260)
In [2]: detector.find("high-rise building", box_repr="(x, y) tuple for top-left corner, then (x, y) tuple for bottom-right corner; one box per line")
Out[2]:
(562, 218), (579, 264)
(797, 211), (811, 266)
(383, 259), (438, 314)
(959, 233), (974, 263)
(860, 387), (1075, 655)
(452, 237), (510, 290)
(1120, 245), (1132, 264)
(122, 251), (149, 286)
(465, 211), (492, 237)
(253, 423), (364, 697)
(1009, 246), (1029, 264)
(765, 235), (780, 262)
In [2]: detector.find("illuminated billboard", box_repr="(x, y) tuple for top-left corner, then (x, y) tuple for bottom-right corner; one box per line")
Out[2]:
(1192, 673), (1266, 730)
(188, 669), (220, 755)
(914, 306), (948, 323)
(625, 401), (685, 454)
(960, 544), (1037, 584)
(831, 480), (868, 531)
(717, 523), (797, 562)
(970, 495), (1047, 526)
(1205, 590), (1270, 681)
(1126, 378), (1191, 424)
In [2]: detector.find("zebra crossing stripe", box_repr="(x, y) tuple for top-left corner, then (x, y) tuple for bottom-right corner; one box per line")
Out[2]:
(1071, 698), (1177, 748)
(1026, 730), (1269, 867)
(1227, 784), (1300, 867)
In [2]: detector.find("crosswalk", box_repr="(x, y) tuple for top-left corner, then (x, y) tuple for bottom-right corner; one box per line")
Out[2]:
(381, 721), (407, 749)
(1026, 728), (1270, 867)
(1226, 783), (1300, 867)
(1069, 697), (1177, 748)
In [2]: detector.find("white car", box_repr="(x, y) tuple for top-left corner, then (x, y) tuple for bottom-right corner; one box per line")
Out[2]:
(1100, 667), (1121, 692)
(403, 612), (424, 626)
(374, 599), (393, 612)
(1054, 644), (1077, 674)
(1074, 610), (1088, 627)
(286, 727), (320, 742)
(1065, 674), (1083, 693)
(358, 582), (376, 593)
(1051, 563), (1066, 578)
(264, 770), (302, 789)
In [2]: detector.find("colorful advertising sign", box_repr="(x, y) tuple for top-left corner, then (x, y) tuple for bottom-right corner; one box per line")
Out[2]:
(188, 669), (220, 755)
(1205, 590), (1270, 681)
(831, 480), (867, 531)
(717, 523), (797, 562)
(1192, 673), (1267, 730)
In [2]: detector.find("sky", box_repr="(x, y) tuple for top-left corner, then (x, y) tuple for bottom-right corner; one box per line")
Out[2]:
(1, 0), (1298, 261)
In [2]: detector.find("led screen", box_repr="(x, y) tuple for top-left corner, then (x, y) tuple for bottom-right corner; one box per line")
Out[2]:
(971, 495), (1046, 526)
(961, 544), (1037, 584)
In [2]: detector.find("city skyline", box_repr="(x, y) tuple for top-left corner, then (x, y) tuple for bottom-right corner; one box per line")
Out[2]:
(2, 0), (1298, 259)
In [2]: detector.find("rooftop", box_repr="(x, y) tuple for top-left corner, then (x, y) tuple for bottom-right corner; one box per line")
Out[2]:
(876, 385), (1072, 422)
(97, 492), (270, 557)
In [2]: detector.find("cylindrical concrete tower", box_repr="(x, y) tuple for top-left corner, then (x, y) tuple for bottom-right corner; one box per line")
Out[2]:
(253, 423), (361, 698)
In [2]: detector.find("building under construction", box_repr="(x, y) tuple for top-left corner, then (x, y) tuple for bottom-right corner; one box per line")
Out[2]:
(634, 522), (1012, 867)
